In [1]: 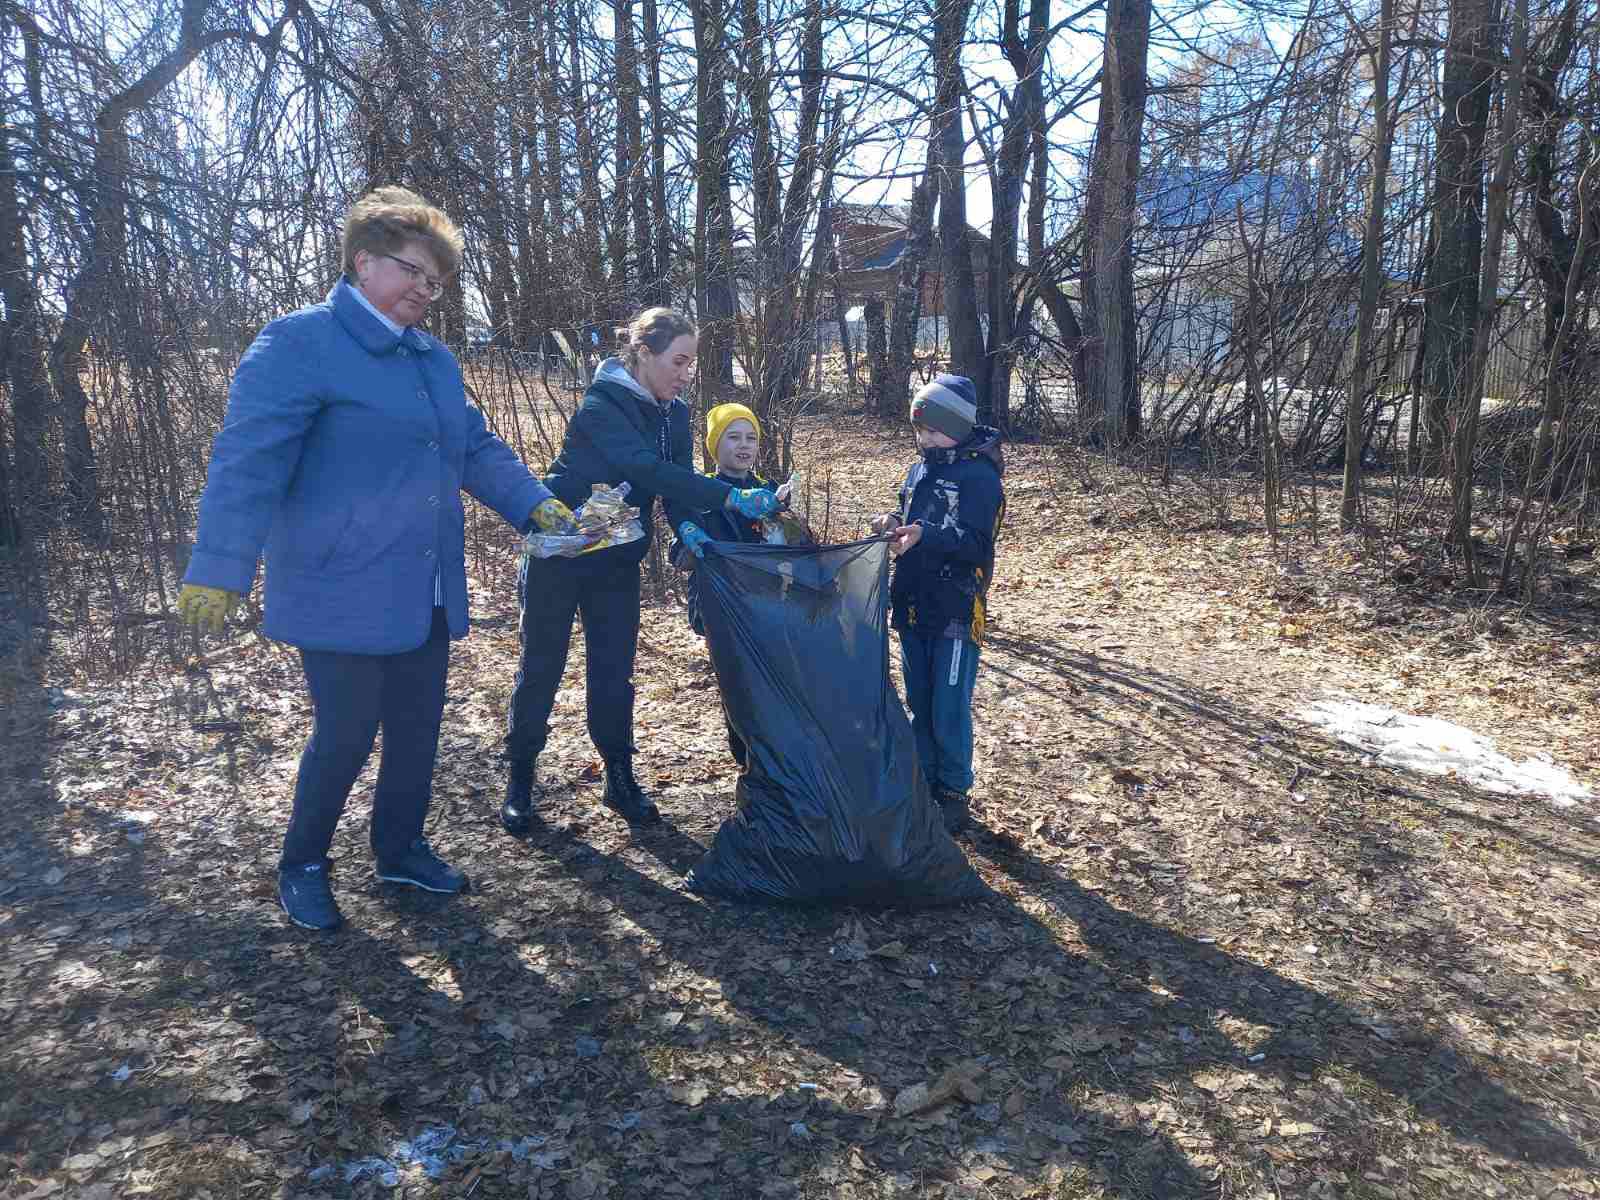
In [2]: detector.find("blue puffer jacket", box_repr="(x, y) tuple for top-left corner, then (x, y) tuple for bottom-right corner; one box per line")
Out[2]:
(184, 279), (551, 654)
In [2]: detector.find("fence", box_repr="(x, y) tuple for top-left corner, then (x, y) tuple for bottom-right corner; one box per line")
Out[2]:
(1139, 277), (1550, 406)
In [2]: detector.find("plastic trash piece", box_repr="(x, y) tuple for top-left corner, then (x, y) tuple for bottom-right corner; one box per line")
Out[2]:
(684, 538), (987, 907)
(759, 472), (813, 546)
(523, 482), (645, 559)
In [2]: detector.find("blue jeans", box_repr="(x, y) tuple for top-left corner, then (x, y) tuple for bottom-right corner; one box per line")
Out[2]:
(281, 608), (449, 868)
(899, 632), (980, 794)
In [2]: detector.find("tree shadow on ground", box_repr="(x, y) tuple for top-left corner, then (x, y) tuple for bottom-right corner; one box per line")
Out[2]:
(0, 726), (1206, 1200)
(984, 627), (1600, 864)
(966, 828), (1588, 1169)
(3, 617), (1591, 1197)
(980, 629), (1600, 1057)
(528, 804), (1588, 1193)
(529, 817), (1222, 1197)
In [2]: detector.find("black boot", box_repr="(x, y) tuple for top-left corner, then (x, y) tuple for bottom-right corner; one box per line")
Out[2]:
(602, 755), (662, 826)
(936, 788), (970, 836)
(501, 759), (543, 836)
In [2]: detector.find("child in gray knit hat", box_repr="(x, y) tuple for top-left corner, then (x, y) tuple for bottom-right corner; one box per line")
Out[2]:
(871, 374), (1005, 834)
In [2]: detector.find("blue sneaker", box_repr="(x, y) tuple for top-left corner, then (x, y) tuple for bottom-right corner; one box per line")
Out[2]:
(376, 838), (468, 894)
(279, 860), (342, 931)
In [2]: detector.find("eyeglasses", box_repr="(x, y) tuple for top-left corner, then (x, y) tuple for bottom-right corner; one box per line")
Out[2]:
(378, 253), (445, 300)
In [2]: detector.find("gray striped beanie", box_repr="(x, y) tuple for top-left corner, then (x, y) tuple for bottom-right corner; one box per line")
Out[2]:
(910, 374), (978, 441)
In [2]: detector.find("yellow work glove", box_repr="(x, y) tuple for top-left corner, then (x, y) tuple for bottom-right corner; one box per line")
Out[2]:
(530, 497), (578, 534)
(175, 584), (240, 634)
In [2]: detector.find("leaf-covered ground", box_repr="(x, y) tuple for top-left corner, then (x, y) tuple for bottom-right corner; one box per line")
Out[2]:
(3, 415), (1599, 1199)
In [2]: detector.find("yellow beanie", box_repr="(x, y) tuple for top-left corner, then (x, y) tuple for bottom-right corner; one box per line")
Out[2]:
(705, 403), (762, 464)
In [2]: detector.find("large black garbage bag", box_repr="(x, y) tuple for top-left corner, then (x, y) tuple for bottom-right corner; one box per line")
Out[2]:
(684, 538), (988, 907)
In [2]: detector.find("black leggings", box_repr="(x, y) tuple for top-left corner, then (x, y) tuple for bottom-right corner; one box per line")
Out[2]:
(506, 550), (641, 761)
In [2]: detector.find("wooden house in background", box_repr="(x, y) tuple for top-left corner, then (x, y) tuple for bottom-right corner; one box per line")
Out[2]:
(831, 202), (991, 320)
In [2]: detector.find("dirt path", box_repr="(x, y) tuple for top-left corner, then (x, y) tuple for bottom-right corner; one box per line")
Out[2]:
(3, 415), (1597, 1199)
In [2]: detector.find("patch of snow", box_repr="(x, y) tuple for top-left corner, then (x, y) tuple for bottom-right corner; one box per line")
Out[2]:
(1296, 697), (1592, 808)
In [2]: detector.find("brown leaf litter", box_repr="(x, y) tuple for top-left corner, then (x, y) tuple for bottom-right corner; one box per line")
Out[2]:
(1, 414), (1597, 1199)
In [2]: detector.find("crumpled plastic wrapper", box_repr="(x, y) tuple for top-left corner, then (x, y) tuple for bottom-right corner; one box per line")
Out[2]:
(523, 482), (645, 559)
(760, 510), (812, 546)
(758, 474), (813, 546)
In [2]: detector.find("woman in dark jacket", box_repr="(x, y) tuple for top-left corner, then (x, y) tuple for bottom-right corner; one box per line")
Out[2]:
(501, 309), (782, 833)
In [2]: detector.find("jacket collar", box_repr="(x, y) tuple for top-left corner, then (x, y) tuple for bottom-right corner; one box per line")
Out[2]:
(593, 356), (672, 410)
(328, 278), (436, 356)
(921, 424), (1004, 471)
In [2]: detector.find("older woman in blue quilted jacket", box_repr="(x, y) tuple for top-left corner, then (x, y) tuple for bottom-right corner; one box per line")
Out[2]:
(175, 187), (575, 932)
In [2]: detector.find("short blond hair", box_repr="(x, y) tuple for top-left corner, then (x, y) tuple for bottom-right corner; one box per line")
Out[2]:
(341, 186), (464, 277)
(614, 307), (696, 368)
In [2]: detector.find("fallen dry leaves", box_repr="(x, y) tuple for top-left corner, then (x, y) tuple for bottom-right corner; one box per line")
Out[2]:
(1, 412), (1598, 1200)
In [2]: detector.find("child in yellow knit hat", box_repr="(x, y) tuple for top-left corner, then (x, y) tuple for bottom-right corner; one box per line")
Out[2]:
(672, 403), (809, 765)
(676, 403), (806, 555)
(704, 402), (763, 480)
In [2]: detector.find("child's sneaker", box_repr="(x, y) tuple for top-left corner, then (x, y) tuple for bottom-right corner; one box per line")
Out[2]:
(935, 789), (970, 835)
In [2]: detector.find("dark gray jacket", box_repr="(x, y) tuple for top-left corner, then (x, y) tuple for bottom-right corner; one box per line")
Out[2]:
(543, 359), (732, 565)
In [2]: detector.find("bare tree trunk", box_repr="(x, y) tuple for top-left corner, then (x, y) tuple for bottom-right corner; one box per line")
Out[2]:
(1026, 119), (1084, 403)
(508, 0), (553, 347)
(1501, 149), (1594, 592)
(742, 0), (827, 454)
(51, 121), (149, 533)
(834, 285), (858, 397)
(1448, 0), (1527, 583)
(1238, 207), (1280, 545)
(535, 0), (565, 329)
(1520, 0), (1589, 456)
(614, 0), (644, 302)
(508, 112), (537, 346)
(569, 0), (609, 322)
(0, 97), (46, 544)
(885, 168), (939, 418)
(1340, 0), (1395, 531)
(864, 298), (889, 415)
(932, 0), (984, 397)
(483, 139), (517, 342)
(982, 0), (1051, 432)
(796, 105), (845, 409)
(742, 0), (782, 301)
(1418, 0), (1495, 473)
(691, 0), (737, 388)
(49, 0), (275, 534)
(643, 0), (670, 305)
(0, 402), (13, 550)
(1080, 0), (1150, 443)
